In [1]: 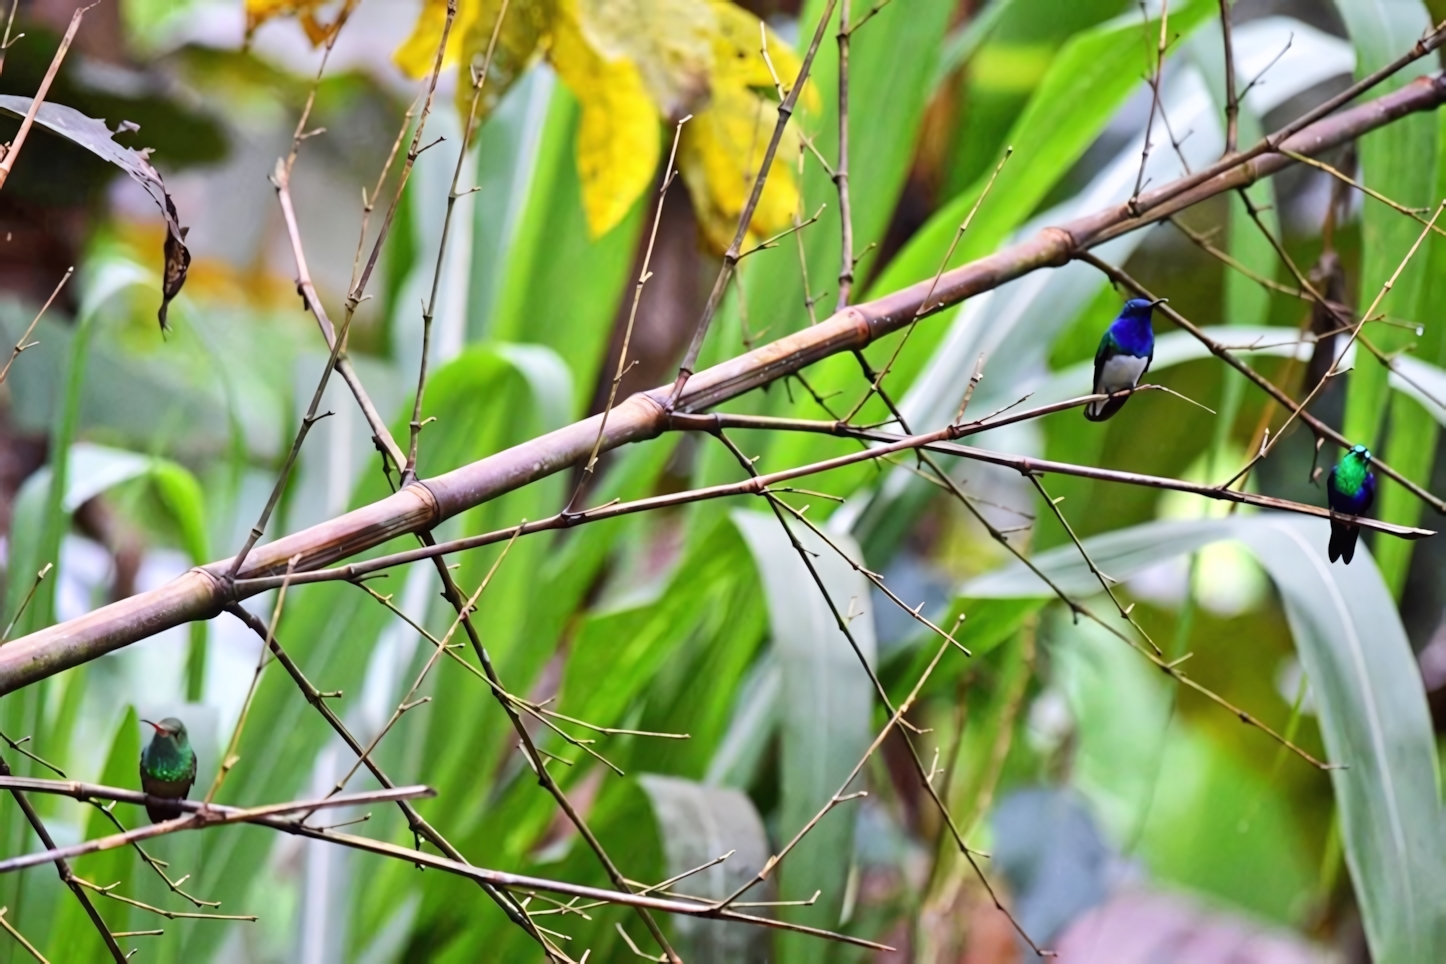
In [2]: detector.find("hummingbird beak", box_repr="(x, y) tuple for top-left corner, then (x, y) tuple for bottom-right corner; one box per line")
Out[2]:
(1148, 297), (1169, 308)
(140, 719), (164, 734)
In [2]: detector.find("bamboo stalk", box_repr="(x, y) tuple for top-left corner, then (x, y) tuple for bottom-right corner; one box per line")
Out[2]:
(4, 72), (1445, 694)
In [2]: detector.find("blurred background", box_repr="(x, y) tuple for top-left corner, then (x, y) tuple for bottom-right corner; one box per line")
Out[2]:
(0, 0), (1444, 959)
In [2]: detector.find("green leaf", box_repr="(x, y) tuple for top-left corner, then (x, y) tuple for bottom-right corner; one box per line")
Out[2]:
(867, 0), (1213, 307)
(1372, 102), (1446, 595)
(484, 76), (645, 412)
(938, 0), (1131, 198)
(637, 774), (771, 961)
(1337, 0), (1439, 593)
(1052, 616), (1313, 922)
(45, 707), (140, 959)
(182, 344), (574, 961)
(965, 515), (1446, 958)
(731, 509), (875, 960)
(4, 443), (208, 638)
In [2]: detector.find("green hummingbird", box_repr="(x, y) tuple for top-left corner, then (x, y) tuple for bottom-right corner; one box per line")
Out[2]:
(139, 718), (196, 823)
(1326, 444), (1376, 565)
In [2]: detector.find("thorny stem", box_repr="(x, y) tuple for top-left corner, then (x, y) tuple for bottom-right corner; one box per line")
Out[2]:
(1027, 473), (1162, 654)
(0, 783), (435, 873)
(0, 775), (886, 952)
(232, 395), (1430, 595)
(0, 907), (46, 963)
(0, 268), (69, 385)
(418, 532), (682, 962)
(843, 146), (1011, 423)
(85, 802), (223, 908)
(835, 0), (855, 310)
(328, 530), (520, 803)
(0, 0), (20, 78)
(222, 606), (557, 958)
(70, 878), (255, 922)
(567, 117), (690, 513)
(668, 0), (841, 407)
(208, 558), (298, 803)
(1255, 197), (1446, 460)
(1, 564), (51, 642)
(0, 756), (126, 962)
(234, 0), (454, 572)
(1219, 0), (1238, 153)
(0, 3), (91, 190)
(710, 432), (1046, 950)
(402, 0), (513, 487)
(1130, 0), (1170, 208)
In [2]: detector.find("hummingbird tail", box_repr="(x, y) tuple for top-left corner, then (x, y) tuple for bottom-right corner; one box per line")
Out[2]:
(145, 800), (183, 824)
(1085, 395), (1125, 421)
(1328, 521), (1359, 565)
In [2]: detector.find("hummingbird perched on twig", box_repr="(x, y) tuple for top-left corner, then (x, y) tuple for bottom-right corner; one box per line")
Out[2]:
(1327, 444), (1376, 565)
(1085, 297), (1168, 421)
(139, 718), (196, 823)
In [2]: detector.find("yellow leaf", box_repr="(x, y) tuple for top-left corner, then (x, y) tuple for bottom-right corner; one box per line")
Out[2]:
(246, 0), (354, 44)
(450, 0), (553, 124)
(551, 0), (661, 237)
(577, 0), (714, 117)
(679, 83), (799, 252)
(709, 1), (819, 113)
(395, 0), (481, 78)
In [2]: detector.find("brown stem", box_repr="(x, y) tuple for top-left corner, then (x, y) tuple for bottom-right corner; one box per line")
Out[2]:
(1219, 0), (1238, 153)
(669, 0), (841, 404)
(0, 756), (126, 962)
(221, 605), (556, 955)
(0, 4), (90, 190)
(402, 0), (513, 487)
(835, 0), (855, 310)
(0, 777), (891, 953)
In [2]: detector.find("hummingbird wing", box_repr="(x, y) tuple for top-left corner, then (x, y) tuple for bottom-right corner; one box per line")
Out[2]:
(1086, 331), (1114, 420)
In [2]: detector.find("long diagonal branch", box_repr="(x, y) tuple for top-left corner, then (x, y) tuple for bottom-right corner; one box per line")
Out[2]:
(8, 66), (1446, 692)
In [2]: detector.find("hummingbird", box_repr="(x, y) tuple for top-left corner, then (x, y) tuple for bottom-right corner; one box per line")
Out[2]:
(139, 718), (196, 823)
(1085, 297), (1167, 421)
(1326, 444), (1376, 565)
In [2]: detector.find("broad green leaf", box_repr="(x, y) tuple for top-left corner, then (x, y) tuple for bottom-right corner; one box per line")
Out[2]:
(965, 515), (1446, 958)
(637, 774), (771, 960)
(1337, 0), (1438, 594)
(181, 344), (573, 960)
(731, 509), (875, 960)
(1052, 615), (1313, 922)
(486, 78), (646, 411)
(867, 0), (1213, 306)
(939, 0), (1128, 198)
(1373, 102), (1446, 595)
(376, 480), (758, 957)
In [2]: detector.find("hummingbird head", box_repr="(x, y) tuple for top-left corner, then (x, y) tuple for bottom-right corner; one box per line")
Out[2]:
(1122, 297), (1168, 317)
(1349, 444), (1372, 463)
(142, 717), (189, 748)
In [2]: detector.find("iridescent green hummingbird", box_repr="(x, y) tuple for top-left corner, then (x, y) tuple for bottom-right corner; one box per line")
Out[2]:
(139, 718), (196, 823)
(1326, 444), (1376, 565)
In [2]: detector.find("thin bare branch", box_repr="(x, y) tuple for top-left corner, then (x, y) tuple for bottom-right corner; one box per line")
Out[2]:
(0, 268), (70, 385)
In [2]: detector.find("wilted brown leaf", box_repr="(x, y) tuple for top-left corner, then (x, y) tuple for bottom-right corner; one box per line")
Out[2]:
(0, 96), (191, 331)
